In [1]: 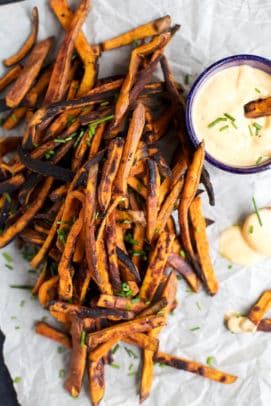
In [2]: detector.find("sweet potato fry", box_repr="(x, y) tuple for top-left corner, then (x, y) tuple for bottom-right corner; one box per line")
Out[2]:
(35, 321), (72, 348)
(140, 232), (174, 301)
(101, 16), (171, 51)
(105, 210), (122, 293)
(65, 316), (87, 398)
(4, 7), (39, 67)
(117, 247), (141, 284)
(38, 275), (59, 307)
(0, 64), (22, 93)
(96, 294), (146, 313)
(87, 315), (165, 348)
(244, 96), (271, 118)
(2, 107), (28, 130)
(44, 0), (91, 104)
(167, 253), (201, 292)
(88, 359), (105, 406)
(189, 195), (218, 295)
(146, 159), (160, 242)
(154, 352), (237, 384)
(156, 177), (183, 232)
(257, 319), (271, 332)
(178, 142), (205, 264)
(248, 290), (271, 325)
(6, 37), (52, 108)
(114, 103), (145, 195)
(98, 137), (124, 212)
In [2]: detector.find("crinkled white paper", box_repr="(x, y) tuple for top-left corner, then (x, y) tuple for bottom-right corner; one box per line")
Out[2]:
(1, 1), (271, 405)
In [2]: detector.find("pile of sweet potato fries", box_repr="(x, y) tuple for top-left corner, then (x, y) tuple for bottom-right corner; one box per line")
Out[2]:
(0, 0), (237, 404)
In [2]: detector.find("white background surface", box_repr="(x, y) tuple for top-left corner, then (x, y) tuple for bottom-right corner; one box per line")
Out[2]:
(1, 0), (271, 405)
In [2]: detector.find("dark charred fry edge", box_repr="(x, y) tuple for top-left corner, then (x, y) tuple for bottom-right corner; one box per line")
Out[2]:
(116, 246), (141, 284)
(200, 166), (215, 206)
(18, 145), (74, 182)
(0, 174), (25, 195)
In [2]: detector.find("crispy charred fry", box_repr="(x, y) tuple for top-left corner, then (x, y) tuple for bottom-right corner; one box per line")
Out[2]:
(140, 232), (174, 301)
(35, 321), (72, 348)
(96, 294), (146, 313)
(114, 103), (145, 195)
(167, 252), (201, 291)
(0, 136), (22, 157)
(117, 247), (141, 284)
(88, 359), (105, 406)
(87, 315), (165, 348)
(88, 122), (106, 158)
(146, 159), (160, 242)
(0, 174), (25, 195)
(6, 37), (52, 108)
(201, 166), (215, 206)
(50, 0), (99, 96)
(178, 142), (205, 264)
(98, 137), (124, 212)
(131, 224), (145, 269)
(248, 290), (271, 325)
(105, 210), (122, 293)
(0, 64), (22, 93)
(32, 261), (48, 296)
(138, 297), (168, 317)
(154, 352), (237, 384)
(44, 0), (91, 104)
(38, 275), (59, 307)
(101, 16), (171, 51)
(4, 7), (39, 67)
(157, 177), (183, 232)
(189, 195), (218, 295)
(244, 96), (271, 118)
(257, 319), (271, 331)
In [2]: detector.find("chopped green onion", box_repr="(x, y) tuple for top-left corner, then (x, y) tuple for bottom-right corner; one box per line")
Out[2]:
(11, 113), (17, 123)
(170, 310), (175, 315)
(252, 197), (263, 226)
(196, 301), (202, 310)
(89, 114), (114, 128)
(5, 192), (12, 203)
(15, 326), (20, 330)
(159, 363), (167, 368)
(10, 285), (34, 290)
(228, 264), (233, 270)
(249, 225), (254, 234)
(179, 249), (186, 258)
(0, 118), (4, 126)
(41, 316), (47, 322)
(256, 156), (262, 165)
(176, 275), (182, 280)
(145, 300), (151, 305)
(54, 132), (77, 143)
(190, 326), (200, 332)
(224, 113), (235, 121)
(124, 233), (139, 245)
(157, 310), (165, 316)
(33, 142), (39, 147)
(13, 377), (21, 384)
(45, 150), (55, 160)
(125, 302), (131, 311)
(253, 122), (262, 136)
(71, 53), (77, 61)
(219, 125), (229, 132)
(73, 130), (85, 148)
(100, 101), (110, 106)
(124, 347), (138, 359)
(5, 264), (13, 270)
(248, 124), (253, 137)
(207, 117), (227, 128)
(2, 252), (12, 262)
(128, 371), (137, 376)
(255, 87), (261, 93)
(206, 356), (215, 366)
(230, 121), (238, 129)
(80, 330), (86, 347)
(131, 296), (140, 304)
(109, 363), (120, 369)
(20, 300), (25, 308)
(59, 369), (65, 378)
(57, 228), (69, 244)
(21, 246), (38, 261)
(186, 289), (194, 294)
(112, 344), (120, 354)
(57, 346), (64, 354)
(185, 74), (190, 85)
(11, 316), (16, 320)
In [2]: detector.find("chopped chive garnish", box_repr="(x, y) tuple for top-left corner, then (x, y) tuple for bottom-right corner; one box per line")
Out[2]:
(252, 197), (263, 226)
(249, 225), (254, 234)
(59, 369), (65, 378)
(230, 121), (238, 129)
(41, 316), (47, 322)
(54, 132), (77, 143)
(0, 118), (4, 126)
(71, 53), (77, 61)
(157, 310), (165, 316)
(15, 326), (20, 330)
(131, 296), (140, 304)
(255, 87), (261, 93)
(45, 150), (55, 160)
(80, 330), (86, 347)
(128, 371), (137, 376)
(224, 113), (235, 121)
(145, 300), (151, 305)
(228, 264), (233, 270)
(159, 363), (167, 368)
(253, 122), (262, 136)
(5, 264), (13, 270)
(186, 289), (194, 294)
(57, 346), (64, 353)
(207, 117), (227, 128)
(124, 347), (139, 359)
(110, 363), (120, 369)
(176, 275), (182, 280)
(248, 124), (253, 137)
(196, 301), (202, 310)
(124, 233), (139, 245)
(89, 114), (114, 128)
(133, 39), (140, 47)
(5, 193), (12, 203)
(13, 377), (21, 384)
(20, 300), (25, 308)
(11, 316), (16, 320)
(100, 101), (110, 106)
(11, 113), (17, 123)
(190, 326), (200, 332)
(112, 344), (120, 354)
(185, 74), (190, 85)
(2, 252), (12, 262)
(33, 142), (39, 147)
(170, 310), (175, 315)
(10, 285), (34, 290)
(219, 125), (229, 132)
(256, 156), (262, 165)
(179, 249), (186, 258)
(73, 130), (85, 148)
(128, 364), (134, 372)
(125, 303), (131, 311)
(206, 356), (215, 366)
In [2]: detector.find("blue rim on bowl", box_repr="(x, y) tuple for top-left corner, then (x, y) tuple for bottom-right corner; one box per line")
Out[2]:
(186, 54), (271, 174)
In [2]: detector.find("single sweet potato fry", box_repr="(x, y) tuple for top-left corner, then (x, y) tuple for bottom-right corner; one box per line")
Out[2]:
(248, 290), (271, 325)
(35, 321), (72, 348)
(0, 64), (22, 93)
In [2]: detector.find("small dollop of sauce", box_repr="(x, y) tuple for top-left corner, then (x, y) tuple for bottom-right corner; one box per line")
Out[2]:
(224, 312), (257, 334)
(219, 208), (271, 266)
(192, 65), (271, 167)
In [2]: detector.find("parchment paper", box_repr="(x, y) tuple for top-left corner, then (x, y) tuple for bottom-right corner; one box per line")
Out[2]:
(1, 1), (271, 405)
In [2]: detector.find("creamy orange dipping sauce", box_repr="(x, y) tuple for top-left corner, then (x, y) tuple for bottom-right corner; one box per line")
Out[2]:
(192, 65), (271, 167)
